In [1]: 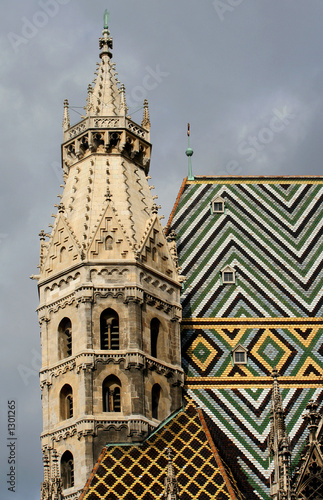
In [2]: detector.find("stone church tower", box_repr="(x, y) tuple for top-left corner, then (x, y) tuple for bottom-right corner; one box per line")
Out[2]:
(35, 16), (184, 499)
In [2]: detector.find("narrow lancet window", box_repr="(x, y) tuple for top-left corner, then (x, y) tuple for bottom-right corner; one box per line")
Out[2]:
(152, 384), (161, 419)
(60, 384), (73, 420)
(61, 451), (74, 489)
(58, 318), (72, 360)
(150, 318), (160, 358)
(102, 375), (121, 412)
(105, 235), (113, 250)
(100, 309), (119, 350)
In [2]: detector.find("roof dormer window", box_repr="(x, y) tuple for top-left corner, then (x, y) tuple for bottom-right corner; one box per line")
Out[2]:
(232, 344), (248, 365)
(211, 196), (225, 214)
(221, 265), (236, 284)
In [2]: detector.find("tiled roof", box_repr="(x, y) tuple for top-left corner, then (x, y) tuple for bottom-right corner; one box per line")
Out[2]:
(169, 180), (323, 318)
(166, 176), (323, 231)
(79, 400), (245, 500)
(166, 177), (323, 499)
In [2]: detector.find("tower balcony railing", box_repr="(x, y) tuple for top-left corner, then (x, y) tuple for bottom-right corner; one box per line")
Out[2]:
(64, 115), (149, 143)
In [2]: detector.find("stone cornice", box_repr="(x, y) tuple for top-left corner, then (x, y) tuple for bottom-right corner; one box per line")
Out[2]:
(61, 490), (82, 500)
(145, 292), (181, 319)
(40, 358), (77, 387)
(38, 259), (182, 290)
(40, 414), (159, 442)
(38, 262), (84, 288)
(37, 284), (181, 317)
(40, 351), (184, 388)
(37, 292), (76, 317)
(137, 261), (182, 289)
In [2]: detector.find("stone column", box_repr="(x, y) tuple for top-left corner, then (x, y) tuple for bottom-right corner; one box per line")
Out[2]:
(76, 364), (93, 416)
(130, 368), (145, 415)
(125, 295), (143, 350)
(39, 316), (50, 368)
(75, 285), (94, 351)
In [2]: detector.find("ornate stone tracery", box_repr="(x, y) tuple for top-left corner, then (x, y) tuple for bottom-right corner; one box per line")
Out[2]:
(268, 368), (292, 500)
(268, 372), (323, 500)
(291, 400), (323, 500)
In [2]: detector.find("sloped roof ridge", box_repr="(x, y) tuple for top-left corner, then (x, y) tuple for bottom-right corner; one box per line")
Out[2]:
(78, 405), (184, 500)
(165, 174), (323, 236)
(78, 444), (108, 500)
(145, 405), (184, 440)
(202, 410), (256, 500)
(165, 176), (187, 234)
(197, 407), (244, 500)
(78, 400), (245, 500)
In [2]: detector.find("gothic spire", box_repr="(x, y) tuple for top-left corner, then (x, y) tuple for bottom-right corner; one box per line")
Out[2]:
(55, 13), (157, 261)
(269, 369), (287, 451)
(87, 11), (124, 117)
(120, 83), (128, 115)
(268, 368), (291, 500)
(304, 400), (321, 444)
(141, 99), (151, 130)
(62, 99), (70, 131)
(164, 448), (179, 500)
(291, 399), (323, 499)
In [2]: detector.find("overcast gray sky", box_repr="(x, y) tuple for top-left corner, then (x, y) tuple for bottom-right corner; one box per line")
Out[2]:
(0, 1), (322, 499)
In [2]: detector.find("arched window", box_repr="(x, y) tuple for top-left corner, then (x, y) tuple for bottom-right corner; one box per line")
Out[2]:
(61, 451), (74, 489)
(100, 309), (119, 350)
(58, 318), (72, 359)
(66, 395), (73, 418)
(60, 246), (67, 263)
(60, 384), (73, 420)
(105, 235), (113, 250)
(152, 384), (161, 420)
(152, 247), (157, 261)
(150, 318), (160, 358)
(102, 375), (121, 412)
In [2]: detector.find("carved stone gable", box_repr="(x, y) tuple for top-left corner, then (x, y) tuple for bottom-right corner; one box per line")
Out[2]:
(139, 216), (177, 278)
(41, 215), (82, 278)
(292, 401), (323, 500)
(87, 204), (133, 260)
(295, 445), (323, 499)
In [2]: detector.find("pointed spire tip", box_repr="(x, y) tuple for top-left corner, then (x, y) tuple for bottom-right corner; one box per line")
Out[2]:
(103, 9), (110, 30)
(63, 99), (70, 131)
(99, 10), (113, 58)
(141, 99), (151, 129)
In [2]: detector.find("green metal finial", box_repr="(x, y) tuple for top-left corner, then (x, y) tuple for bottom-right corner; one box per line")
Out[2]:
(186, 123), (194, 181)
(103, 9), (110, 29)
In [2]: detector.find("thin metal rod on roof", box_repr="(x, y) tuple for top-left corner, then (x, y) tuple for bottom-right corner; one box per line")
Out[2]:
(186, 123), (194, 181)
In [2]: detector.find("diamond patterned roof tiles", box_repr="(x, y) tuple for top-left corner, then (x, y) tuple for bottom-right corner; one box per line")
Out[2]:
(79, 400), (245, 500)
